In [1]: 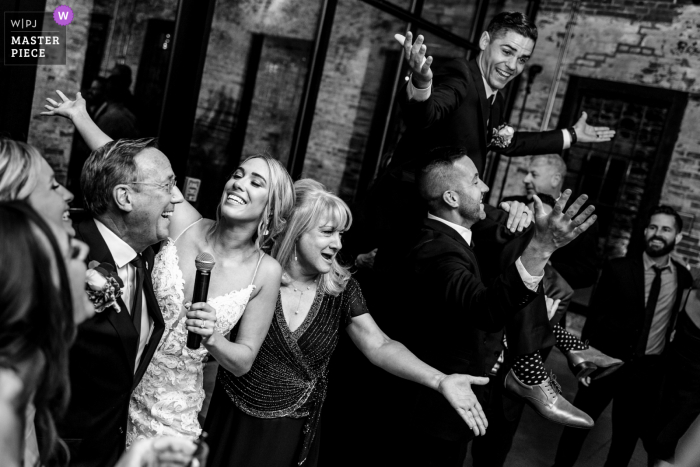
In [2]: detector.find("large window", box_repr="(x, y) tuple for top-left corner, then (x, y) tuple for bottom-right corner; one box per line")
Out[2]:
(184, 0), (538, 214)
(559, 77), (687, 258)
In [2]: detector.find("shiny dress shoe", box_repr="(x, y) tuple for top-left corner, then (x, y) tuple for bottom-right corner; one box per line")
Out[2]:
(504, 369), (594, 429)
(565, 345), (624, 380)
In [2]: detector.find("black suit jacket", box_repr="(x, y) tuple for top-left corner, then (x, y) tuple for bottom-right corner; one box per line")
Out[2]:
(472, 205), (563, 355)
(393, 218), (540, 441)
(391, 58), (564, 174)
(582, 255), (692, 362)
(58, 219), (165, 467)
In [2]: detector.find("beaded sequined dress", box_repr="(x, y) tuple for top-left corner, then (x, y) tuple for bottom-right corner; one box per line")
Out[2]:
(126, 224), (263, 445)
(205, 278), (369, 467)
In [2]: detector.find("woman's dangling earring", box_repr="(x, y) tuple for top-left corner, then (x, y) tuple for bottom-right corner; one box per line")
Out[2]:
(263, 212), (271, 236)
(294, 244), (298, 262)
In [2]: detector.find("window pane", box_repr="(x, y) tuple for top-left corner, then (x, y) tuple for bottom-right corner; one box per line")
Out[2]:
(383, 0), (414, 9)
(302, 0), (407, 200)
(566, 79), (682, 259)
(188, 0), (321, 216)
(419, 0), (479, 41)
(241, 36), (313, 168)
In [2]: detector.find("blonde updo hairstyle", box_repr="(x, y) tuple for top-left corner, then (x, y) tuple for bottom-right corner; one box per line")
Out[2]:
(211, 153), (295, 251)
(0, 138), (43, 201)
(272, 179), (352, 296)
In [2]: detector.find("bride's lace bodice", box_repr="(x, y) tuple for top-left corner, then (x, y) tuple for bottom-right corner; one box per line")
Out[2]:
(127, 236), (259, 444)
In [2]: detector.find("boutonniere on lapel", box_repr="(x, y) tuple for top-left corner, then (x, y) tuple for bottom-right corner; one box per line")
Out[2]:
(85, 261), (124, 313)
(489, 123), (515, 148)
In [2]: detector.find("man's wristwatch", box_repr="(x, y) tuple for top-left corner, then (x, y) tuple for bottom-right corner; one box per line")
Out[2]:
(568, 127), (578, 145)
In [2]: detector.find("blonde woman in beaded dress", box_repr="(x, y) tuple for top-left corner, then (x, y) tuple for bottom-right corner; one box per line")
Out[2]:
(41, 91), (296, 443)
(204, 179), (492, 467)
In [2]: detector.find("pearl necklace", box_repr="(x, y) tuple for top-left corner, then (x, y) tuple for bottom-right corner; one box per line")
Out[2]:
(286, 276), (318, 315)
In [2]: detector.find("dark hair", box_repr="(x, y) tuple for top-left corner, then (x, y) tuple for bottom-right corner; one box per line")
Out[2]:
(417, 147), (471, 211)
(109, 64), (133, 88)
(649, 205), (683, 233)
(81, 138), (158, 216)
(418, 146), (470, 174)
(0, 201), (74, 466)
(486, 11), (538, 42)
(105, 75), (131, 104)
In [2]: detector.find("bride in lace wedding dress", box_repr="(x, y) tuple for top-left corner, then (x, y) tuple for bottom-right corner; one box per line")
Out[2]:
(126, 155), (295, 443)
(41, 91), (296, 443)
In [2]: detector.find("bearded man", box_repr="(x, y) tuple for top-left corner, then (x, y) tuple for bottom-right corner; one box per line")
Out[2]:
(553, 205), (693, 467)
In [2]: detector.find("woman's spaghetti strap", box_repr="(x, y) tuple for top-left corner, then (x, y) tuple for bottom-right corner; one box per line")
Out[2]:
(250, 251), (265, 286)
(173, 217), (204, 243)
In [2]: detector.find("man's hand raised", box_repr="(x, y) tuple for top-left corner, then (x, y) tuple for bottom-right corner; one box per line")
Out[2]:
(397, 32), (433, 89)
(573, 111), (615, 143)
(532, 189), (596, 254)
(520, 190), (597, 277)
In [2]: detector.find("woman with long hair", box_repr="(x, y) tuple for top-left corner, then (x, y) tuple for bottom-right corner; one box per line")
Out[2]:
(0, 136), (93, 467)
(0, 138), (75, 236)
(0, 201), (89, 466)
(42, 91), (296, 443)
(203, 179), (490, 467)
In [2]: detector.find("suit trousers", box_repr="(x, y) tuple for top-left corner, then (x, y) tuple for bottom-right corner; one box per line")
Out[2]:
(645, 314), (700, 460)
(471, 371), (524, 467)
(553, 356), (663, 467)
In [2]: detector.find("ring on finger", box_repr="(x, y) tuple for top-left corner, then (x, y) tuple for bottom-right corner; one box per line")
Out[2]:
(200, 320), (205, 329)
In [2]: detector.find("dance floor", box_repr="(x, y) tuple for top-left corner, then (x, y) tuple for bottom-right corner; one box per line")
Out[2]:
(465, 312), (648, 467)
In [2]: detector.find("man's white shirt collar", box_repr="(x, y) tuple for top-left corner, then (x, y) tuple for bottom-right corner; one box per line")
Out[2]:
(427, 213), (473, 246)
(642, 251), (674, 272)
(476, 59), (497, 100)
(481, 75), (497, 100)
(94, 218), (138, 267)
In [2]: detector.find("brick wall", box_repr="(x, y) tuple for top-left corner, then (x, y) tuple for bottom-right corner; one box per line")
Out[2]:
(494, 0), (700, 267)
(660, 96), (700, 267)
(543, 0), (687, 23)
(27, 0), (93, 184)
(26, 0), (177, 184)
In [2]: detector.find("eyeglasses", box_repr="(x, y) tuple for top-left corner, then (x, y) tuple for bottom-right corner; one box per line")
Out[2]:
(127, 177), (177, 193)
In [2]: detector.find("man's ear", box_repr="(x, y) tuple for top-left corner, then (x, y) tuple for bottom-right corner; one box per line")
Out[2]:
(113, 185), (134, 213)
(442, 190), (459, 208)
(551, 173), (562, 189)
(478, 31), (490, 51)
(675, 232), (684, 246)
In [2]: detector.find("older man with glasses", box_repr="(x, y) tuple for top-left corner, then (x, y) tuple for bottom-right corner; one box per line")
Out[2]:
(57, 138), (184, 467)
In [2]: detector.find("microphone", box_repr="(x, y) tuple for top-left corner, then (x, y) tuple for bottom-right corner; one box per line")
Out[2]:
(186, 252), (216, 350)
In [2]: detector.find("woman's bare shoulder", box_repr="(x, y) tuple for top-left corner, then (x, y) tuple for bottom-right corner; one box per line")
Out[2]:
(173, 217), (215, 247)
(257, 254), (282, 282)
